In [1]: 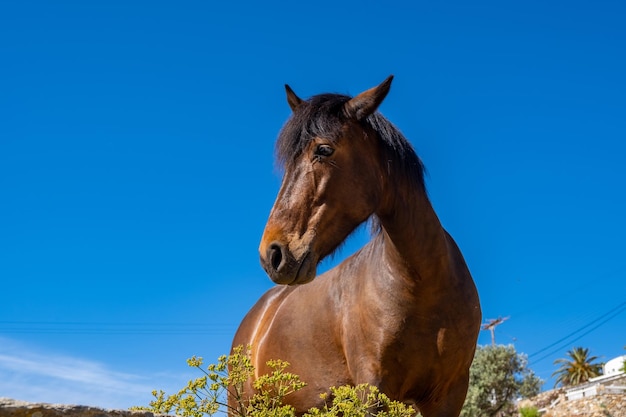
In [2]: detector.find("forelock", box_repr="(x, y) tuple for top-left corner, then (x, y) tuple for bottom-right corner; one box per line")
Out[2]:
(276, 94), (350, 167)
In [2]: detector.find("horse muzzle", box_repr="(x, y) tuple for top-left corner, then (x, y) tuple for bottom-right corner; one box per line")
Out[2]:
(261, 241), (316, 285)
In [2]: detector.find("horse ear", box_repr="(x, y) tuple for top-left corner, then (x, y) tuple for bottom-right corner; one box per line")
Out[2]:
(285, 84), (303, 111)
(343, 75), (394, 121)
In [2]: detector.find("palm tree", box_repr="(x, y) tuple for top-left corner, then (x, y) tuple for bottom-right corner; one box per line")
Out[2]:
(552, 347), (603, 387)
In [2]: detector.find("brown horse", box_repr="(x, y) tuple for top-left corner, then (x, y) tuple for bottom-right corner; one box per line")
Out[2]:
(231, 76), (481, 417)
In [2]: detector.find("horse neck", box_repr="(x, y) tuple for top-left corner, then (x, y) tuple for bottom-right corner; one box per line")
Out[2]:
(375, 180), (451, 287)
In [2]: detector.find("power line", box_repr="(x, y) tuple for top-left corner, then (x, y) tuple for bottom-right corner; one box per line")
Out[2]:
(0, 321), (237, 335)
(528, 301), (626, 359)
(528, 300), (626, 366)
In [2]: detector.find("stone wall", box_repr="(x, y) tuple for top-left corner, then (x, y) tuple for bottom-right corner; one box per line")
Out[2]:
(519, 387), (566, 410)
(538, 393), (626, 417)
(519, 383), (626, 417)
(0, 398), (166, 417)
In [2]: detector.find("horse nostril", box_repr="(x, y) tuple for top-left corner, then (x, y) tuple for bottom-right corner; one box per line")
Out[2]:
(268, 243), (284, 272)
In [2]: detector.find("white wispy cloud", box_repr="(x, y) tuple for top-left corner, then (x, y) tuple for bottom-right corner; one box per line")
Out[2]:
(0, 337), (172, 410)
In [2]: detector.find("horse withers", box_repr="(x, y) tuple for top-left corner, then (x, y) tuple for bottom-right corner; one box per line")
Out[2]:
(232, 76), (481, 417)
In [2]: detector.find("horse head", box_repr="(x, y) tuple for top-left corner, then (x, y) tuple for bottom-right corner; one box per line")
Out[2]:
(258, 76), (394, 285)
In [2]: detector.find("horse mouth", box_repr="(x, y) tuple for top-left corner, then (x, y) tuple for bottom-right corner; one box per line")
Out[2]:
(264, 250), (316, 286)
(292, 252), (316, 285)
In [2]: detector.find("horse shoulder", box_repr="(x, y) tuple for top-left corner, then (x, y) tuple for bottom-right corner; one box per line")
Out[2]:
(231, 285), (295, 361)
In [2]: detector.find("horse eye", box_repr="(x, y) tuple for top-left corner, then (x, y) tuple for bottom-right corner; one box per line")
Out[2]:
(315, 144), (334, 157)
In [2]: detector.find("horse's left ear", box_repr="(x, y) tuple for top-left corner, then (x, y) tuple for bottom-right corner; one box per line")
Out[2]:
(343, 75), (394, 121)
(285, 84), (304, 111)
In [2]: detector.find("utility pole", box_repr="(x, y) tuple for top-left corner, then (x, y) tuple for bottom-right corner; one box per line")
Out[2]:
(481, 316), (510, 346)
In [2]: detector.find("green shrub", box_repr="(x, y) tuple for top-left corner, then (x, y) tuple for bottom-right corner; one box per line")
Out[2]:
(307, 384), (416, 417)
(518, 406), (540, 417)
(132, 345), (417, 417)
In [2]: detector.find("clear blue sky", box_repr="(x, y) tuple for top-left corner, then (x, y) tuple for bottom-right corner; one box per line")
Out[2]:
(1, 0), (625, 409)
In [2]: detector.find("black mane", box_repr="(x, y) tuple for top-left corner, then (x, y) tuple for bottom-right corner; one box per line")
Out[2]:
(276, 93), (426, 191)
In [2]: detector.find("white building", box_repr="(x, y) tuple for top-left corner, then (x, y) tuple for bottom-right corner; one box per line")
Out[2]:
(601, 355), (626, 377)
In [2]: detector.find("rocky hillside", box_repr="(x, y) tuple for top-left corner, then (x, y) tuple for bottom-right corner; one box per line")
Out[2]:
(519, 380), (626, 417)
(0, 398), (165, 417)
